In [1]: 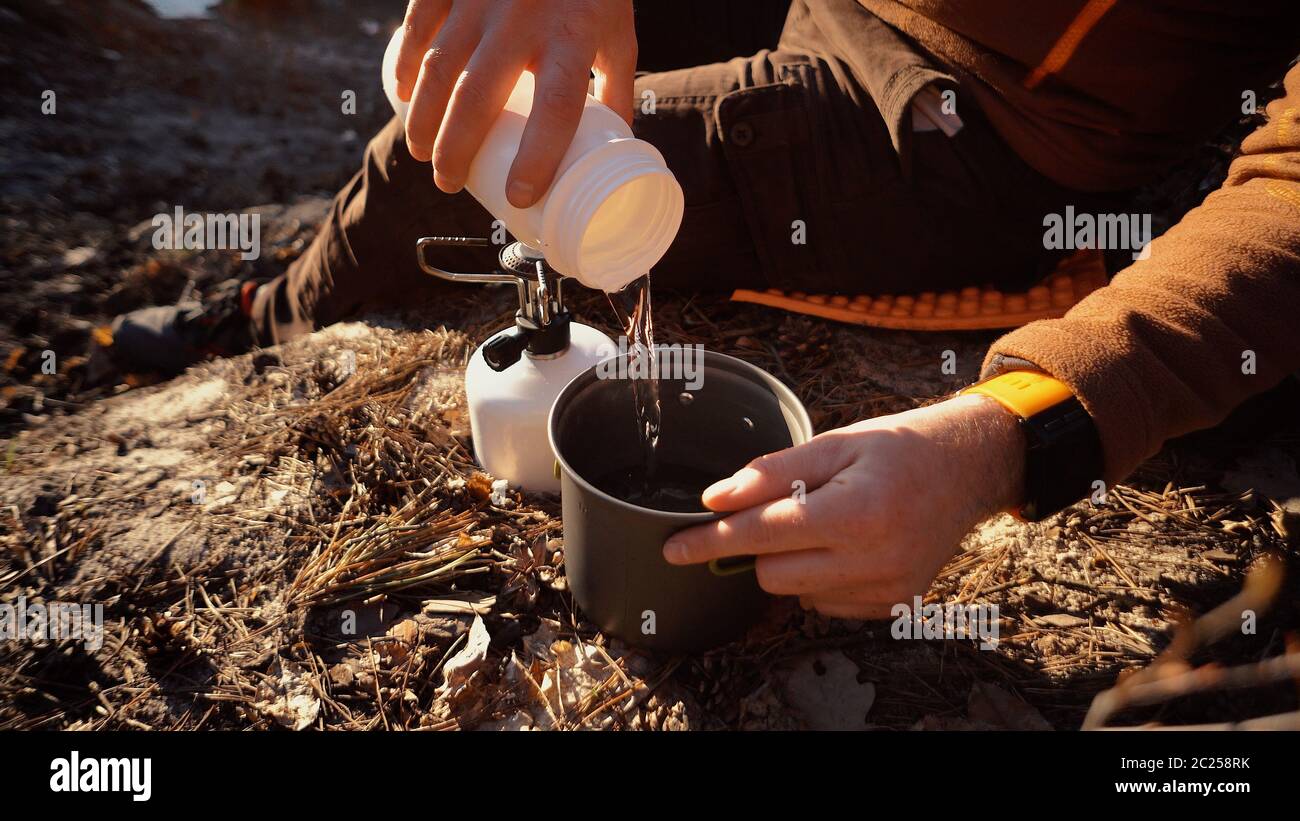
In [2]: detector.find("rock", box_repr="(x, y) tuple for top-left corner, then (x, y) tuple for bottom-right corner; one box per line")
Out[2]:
(490, 478), (511, 507)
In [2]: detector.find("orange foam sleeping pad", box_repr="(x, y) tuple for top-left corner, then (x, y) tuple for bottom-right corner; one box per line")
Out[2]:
(731, 249), (1108, 331)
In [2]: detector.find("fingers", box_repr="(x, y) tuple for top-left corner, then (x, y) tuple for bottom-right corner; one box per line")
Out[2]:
(400, 0), (630, 204)
(433, 42), (530, 193)
(701, 434), (851, 512)
(592, 58), (635, 126)
(396, 0), (453, 102)
(591, 24), (637, 124)
(505, 47), (593, 208)
(753, 548), (858, 596)
(664, 489), (834, 566)
(405, 20), (479, 166)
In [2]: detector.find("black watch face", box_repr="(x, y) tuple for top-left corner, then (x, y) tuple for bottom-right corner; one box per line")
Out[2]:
(1022, 398), (1103, 521)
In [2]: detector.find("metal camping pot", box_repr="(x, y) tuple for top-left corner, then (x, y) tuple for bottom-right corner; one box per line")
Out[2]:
(549, 349), (814, 653)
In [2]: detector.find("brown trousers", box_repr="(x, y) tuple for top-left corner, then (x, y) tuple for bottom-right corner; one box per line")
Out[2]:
(252, 0), (1115, 346)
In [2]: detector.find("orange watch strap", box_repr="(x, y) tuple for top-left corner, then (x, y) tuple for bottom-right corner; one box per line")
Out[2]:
(961, 371), (1101, 522)
(961, 371), (1074, 420)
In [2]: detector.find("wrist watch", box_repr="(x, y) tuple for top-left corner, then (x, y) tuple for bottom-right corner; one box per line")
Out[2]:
(961, 371), (1103, 522)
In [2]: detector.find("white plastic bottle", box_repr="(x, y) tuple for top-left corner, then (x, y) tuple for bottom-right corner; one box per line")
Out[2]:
(382, 27), (684, 293)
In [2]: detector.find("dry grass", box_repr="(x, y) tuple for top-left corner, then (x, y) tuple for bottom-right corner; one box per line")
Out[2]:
(1, 288), (1298, 730)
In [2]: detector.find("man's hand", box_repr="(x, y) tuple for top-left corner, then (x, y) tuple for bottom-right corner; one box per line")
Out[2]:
(663, 395), (1027, 619)
(395, 0), (637, 208)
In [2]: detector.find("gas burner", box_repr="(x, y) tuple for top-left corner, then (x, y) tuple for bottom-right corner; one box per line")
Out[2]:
(416, 236), (571, 371)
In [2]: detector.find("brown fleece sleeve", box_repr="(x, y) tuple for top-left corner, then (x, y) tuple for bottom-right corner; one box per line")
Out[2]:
(983, 64), (1300, 485)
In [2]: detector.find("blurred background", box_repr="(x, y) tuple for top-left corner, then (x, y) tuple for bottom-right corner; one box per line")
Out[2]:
(0, 0), (793, 432)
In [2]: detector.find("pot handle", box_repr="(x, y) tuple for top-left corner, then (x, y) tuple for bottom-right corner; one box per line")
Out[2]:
(708, 555), (756, 576)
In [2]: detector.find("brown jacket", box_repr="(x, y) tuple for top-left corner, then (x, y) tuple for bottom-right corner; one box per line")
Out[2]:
(860, 0), (1300, 483)
(858, 0), (1300, 191)
(986, 65), (1300, 483)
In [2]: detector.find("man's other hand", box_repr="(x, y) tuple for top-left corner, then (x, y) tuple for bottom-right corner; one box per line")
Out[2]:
(663, 395), (1028, 619)
(395, 0), (637, 208)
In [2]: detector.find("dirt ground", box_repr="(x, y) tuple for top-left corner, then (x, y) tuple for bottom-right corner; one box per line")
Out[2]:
(2, 0), (1299, 731)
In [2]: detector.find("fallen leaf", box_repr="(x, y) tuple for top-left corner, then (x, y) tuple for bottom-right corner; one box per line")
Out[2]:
(967, 682), (1052, 730)
(1035, 613), (1088, 628)
(440, 614), (490, 693)
(777, 651), (875, 731)
(387, 618), (421, 645)
(3, 347), (24, 373)
(1272, 505), (1299, 546)
(253, 662), (321, 731)
(328, 662), (355, 688)
(1223, 449), (1300, 508)
(466, 473), (493, 502)
(538, 641), (608, 719)
(1201, 549), (1241, 564)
